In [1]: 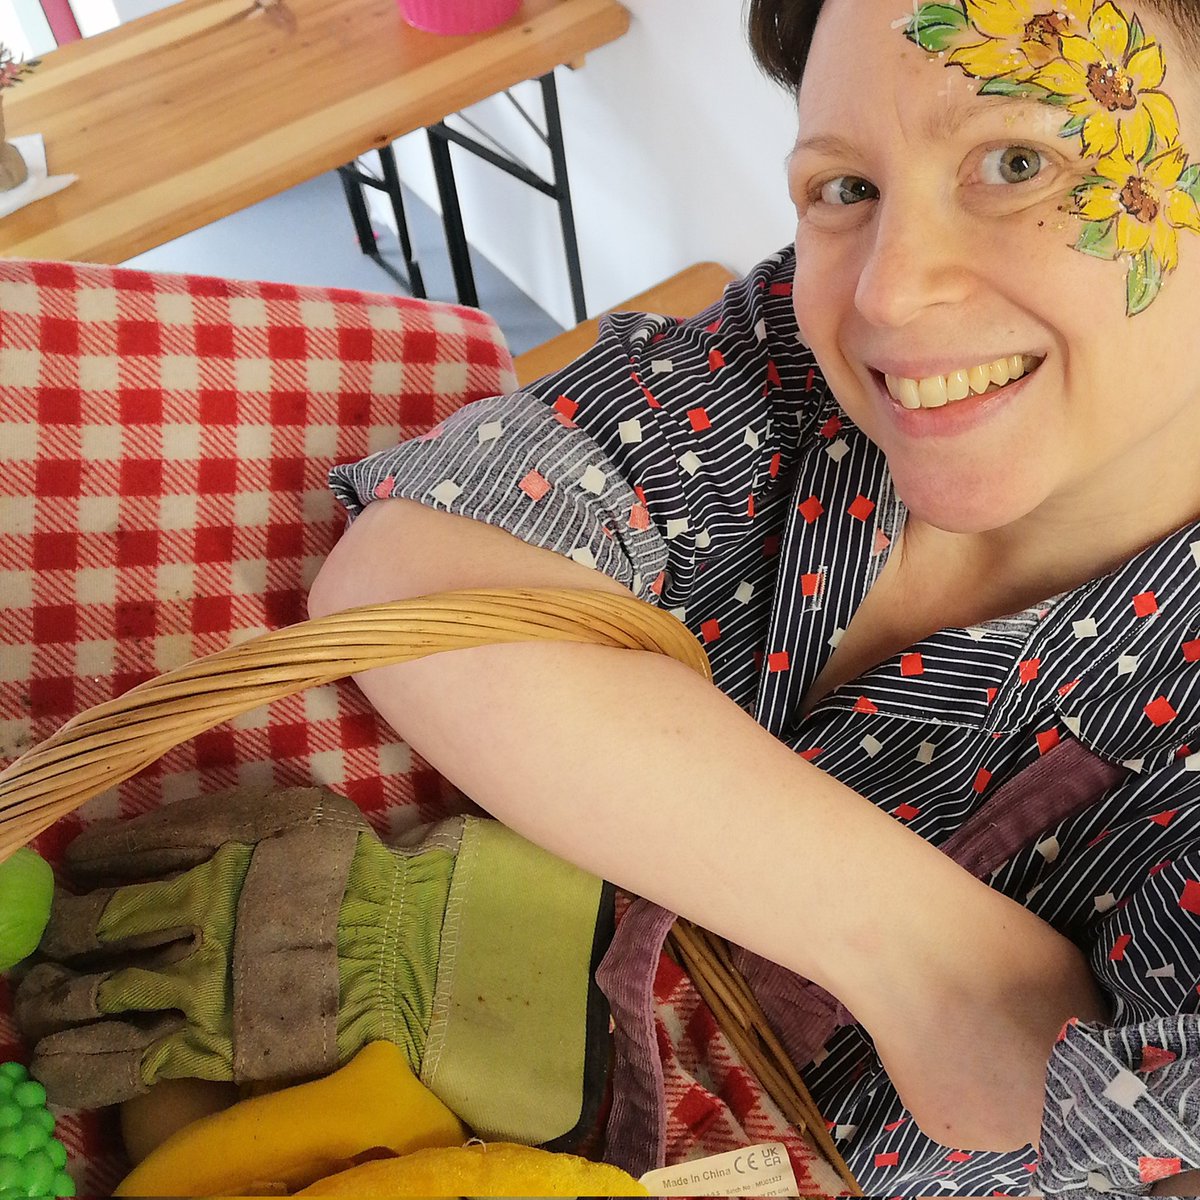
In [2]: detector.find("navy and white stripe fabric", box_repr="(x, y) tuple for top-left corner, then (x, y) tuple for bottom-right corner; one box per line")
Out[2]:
(329, 248), (1200, 1195)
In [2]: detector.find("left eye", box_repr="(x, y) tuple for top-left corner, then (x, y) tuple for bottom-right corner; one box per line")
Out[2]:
(979, 145), (1044, 185)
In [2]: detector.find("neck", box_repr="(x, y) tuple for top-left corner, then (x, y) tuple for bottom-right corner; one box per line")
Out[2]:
(901, 448), (1200, 627)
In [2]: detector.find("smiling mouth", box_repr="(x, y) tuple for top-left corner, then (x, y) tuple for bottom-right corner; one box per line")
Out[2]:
(879, 354), (1044, 410)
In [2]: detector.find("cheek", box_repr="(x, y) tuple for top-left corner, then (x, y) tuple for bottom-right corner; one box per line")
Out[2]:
(791, 232), (858, 345)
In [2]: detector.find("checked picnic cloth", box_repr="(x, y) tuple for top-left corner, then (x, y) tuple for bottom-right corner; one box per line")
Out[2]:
(0, 258), (845, 1196)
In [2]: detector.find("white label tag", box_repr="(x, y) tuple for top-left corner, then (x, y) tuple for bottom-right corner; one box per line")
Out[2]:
(639, 1142), (800, 1196)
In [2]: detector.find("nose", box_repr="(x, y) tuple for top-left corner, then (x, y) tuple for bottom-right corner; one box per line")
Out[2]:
(853, 198), (973, 328)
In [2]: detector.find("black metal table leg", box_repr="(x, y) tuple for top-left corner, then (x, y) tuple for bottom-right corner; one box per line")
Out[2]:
(376, 146), (426, 298)
(337, 164), (377, 257)
(539, 72), (587, 325)
(336, 152), (427, 298)
(427, 127), (479, 308)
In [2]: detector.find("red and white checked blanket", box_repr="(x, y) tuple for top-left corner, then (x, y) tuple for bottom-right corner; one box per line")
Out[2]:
(0, 259), (844, 1196)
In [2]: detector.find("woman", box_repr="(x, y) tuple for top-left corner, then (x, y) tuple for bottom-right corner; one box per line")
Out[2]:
(309, 0), (1200, 1191)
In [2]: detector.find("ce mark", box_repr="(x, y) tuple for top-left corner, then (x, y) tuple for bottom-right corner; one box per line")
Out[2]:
(733, 1151), (759, 1174)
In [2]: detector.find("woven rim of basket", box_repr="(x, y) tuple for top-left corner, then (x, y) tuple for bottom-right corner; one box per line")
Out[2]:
(0, 588), (710, 853)
(0, 584), (860, 1193)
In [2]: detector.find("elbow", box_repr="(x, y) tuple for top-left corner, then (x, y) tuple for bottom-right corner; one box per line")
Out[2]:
(307, 554), (344, 620)
(308, 504), (401, 620)
(309, 500), (438, 620)
(308, 542), (358, 620)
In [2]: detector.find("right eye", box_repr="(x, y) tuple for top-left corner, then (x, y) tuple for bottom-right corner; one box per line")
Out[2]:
(817, 176), (879, 206)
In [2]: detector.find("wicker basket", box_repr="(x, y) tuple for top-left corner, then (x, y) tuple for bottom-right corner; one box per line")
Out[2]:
(0, 586), (860, 1195)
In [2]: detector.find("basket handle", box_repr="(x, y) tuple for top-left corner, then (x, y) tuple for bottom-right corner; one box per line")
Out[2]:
(0, 587), (711, 861)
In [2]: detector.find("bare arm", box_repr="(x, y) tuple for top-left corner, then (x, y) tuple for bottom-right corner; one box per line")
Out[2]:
(309, 498), (1106, 1152)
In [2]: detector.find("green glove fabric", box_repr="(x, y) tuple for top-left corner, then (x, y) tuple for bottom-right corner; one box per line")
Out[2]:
(14, 786), (613, 1148)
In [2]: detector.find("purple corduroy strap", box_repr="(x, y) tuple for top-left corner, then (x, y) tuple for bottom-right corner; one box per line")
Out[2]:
(595, 898), (678, 1176)
(938, 736), (1124, 875)
(597, 738), (1124, 1171)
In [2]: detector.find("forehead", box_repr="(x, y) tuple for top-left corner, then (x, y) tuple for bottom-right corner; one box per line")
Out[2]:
(795, 0), (1199, 143)
(797, 0), (987, 133)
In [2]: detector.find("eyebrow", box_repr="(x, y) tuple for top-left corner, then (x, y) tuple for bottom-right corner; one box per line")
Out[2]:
(789, 95), (1048, 161)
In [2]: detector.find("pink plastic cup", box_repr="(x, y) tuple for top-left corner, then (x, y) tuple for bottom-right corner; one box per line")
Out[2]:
(398, 0), (522, 35)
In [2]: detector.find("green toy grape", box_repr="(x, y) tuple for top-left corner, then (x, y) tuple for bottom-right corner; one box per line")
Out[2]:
(0, 1067), (73, 1198)
(0, 850), (53, 972)
(25, 1116), (51, 1140)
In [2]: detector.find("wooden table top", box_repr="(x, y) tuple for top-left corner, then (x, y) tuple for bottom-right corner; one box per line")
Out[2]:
(0, 0), (629, 263)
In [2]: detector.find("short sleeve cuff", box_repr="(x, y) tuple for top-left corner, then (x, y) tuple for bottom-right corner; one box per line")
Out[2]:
(328, 390), (669, 604)
(1036, 1015), (1200, 1196)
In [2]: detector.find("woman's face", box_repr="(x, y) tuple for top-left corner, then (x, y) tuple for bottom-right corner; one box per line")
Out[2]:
(789, 0), (1200, 537)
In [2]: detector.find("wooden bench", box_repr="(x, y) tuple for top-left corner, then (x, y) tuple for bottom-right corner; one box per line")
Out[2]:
(513, 262), (738, 386)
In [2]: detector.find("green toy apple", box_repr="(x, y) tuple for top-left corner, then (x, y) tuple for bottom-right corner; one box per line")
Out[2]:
(0, 848), (53, 971)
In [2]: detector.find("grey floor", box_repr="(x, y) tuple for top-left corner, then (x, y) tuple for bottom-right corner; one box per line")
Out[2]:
(126, 168), (564, 357)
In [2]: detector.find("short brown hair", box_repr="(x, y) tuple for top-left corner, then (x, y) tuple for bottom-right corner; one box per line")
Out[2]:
(746, 0), (1200, 91)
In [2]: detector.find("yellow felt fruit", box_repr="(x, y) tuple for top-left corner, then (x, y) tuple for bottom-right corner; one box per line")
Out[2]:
(114, 1042), (465, 1197)
(295, 1142), (649, 1196)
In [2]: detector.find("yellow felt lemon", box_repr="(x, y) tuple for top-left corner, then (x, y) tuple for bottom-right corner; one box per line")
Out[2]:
(295, 1142), (648, 1196)
(114, 1042), (465, 1197)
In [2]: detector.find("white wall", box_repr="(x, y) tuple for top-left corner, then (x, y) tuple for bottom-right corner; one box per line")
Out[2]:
(378, 0), (801, 327)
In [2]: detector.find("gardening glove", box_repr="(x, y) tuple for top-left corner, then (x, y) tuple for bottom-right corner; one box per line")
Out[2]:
(14, 785), (613, 1149)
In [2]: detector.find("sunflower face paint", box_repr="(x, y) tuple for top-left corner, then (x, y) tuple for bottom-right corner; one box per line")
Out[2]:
(904, 0), (1200, 313)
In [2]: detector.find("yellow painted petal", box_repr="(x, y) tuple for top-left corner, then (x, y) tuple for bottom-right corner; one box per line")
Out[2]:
(1127, 43), (1165, 90)
(1122, 105), (1154, 162)
(1082, 109), (1121, 158)
(1090, 136), (1137, 180)
(948, 37), (1027, 77)
(1076, 186), (1122, 220)
(1089, 1), (1131, 62)
(1035, 57), (1089, 94)
(965, 0), (1028, 38)
(1150, 218), (1178, 272)
(1146, 144), (1187, 189)
(1059, 33), (1103, 66)
(1065, 0), (1094, 29)
(1166, 188), (1200, 234)
(1116, 211), (1151, 252)
(1140, 90), (1180, 151)
(1091, 159), (1129, 189)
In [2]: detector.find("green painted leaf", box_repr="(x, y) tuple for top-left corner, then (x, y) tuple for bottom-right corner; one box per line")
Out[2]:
(1075, 218), (1120, 259)
(1179, 162), (1200, 203)
(1058, 114), (1087, 139)
(1126, 247), (1163, 315)
(978, 77), (1054, 102)
(1128, 15), (1145, 55)
(904, 2), (969, 52)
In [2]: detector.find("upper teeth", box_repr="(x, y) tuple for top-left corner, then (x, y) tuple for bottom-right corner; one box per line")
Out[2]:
(884, 355), (1041, 410)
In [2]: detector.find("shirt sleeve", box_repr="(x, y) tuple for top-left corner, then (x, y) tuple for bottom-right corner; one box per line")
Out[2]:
(327, 248), (820, 610)
(1035, 812), (1200, 1196)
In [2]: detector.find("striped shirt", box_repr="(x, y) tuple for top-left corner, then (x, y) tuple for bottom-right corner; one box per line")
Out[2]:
(330, 248), (1200, 1195)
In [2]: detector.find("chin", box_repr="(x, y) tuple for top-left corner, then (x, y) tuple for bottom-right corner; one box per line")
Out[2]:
(890, 464), (1049, 535)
